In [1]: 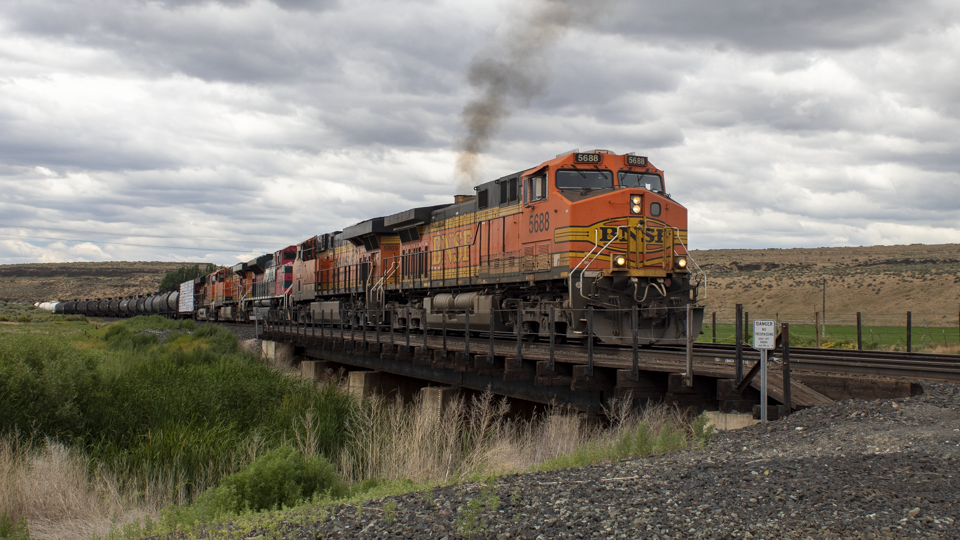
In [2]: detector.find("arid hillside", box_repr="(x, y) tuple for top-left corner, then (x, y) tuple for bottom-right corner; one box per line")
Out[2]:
(689, 243), (960, 326)
(2, 244), (959, 327)
(0, 261), (204, 303)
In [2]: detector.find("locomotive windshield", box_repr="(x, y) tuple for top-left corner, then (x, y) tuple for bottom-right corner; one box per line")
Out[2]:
(618, 172), (663, 192)
(555, 169), (613, 190)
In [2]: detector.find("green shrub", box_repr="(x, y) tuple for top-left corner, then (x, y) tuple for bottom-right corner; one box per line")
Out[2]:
(1, 316), (356, 504)
(119, 315), (196, 333)
(101, 324), (159, 352)
(0, 334), (102, 436)
(690, 412), (715, 449)
(197, 447), (345, 516)
(0, 511), (31, 540)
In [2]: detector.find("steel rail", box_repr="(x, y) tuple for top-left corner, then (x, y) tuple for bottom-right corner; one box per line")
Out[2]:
(682, 342), (960, 363)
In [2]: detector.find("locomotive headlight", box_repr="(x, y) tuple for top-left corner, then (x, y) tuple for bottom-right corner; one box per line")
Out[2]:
(630, 195), (642, 205)
(631, 204), (642, 214)
(612, 254), (627, 269)
(630, 195), (642, 214)
(676, 257), (688, 269)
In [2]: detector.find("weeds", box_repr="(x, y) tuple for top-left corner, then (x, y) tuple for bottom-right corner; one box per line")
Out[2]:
(382, 500), (397, 524)
(536, 402), (711, 472)
(455, 478), (500, 538)
(0, 511), (31, 540)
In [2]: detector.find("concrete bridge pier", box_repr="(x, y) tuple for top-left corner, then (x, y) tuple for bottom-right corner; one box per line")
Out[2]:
(348, 371), (382, 398)
(301, 360), (336, 382)
(262, 340), (295, 367)
(420, 386), (459, 423)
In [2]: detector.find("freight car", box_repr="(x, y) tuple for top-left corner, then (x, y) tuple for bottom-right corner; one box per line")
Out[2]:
(55, 149), (704, 345)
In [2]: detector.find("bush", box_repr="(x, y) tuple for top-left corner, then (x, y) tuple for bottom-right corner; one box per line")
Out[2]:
(0, 511), (31, 540)
(117, 315), (195, 333)
(158, 264), (219, 294)
(197, 447), (345, 516)
(1, 316), (356, 505)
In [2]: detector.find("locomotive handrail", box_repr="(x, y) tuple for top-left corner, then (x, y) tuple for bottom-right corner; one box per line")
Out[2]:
(569, 229), (601, 288)
(371, 261), (397, 306)
(574, 225), (626, 301)
(669, 226), (707, 301)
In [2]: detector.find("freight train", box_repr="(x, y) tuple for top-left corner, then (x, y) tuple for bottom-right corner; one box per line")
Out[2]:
(49, 149), (704, 345)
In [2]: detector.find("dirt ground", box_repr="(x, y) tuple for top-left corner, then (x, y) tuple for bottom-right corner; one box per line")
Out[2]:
(0, 261), (198, 303)
(688, 244), (960, 326)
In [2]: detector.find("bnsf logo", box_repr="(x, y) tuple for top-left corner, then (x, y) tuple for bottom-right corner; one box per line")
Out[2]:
(598, 227), (664, 244)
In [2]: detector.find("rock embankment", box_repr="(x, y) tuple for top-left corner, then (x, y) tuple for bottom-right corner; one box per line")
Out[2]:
(223, 382), (958, 539)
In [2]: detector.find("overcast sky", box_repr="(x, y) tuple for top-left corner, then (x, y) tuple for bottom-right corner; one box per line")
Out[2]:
(2, 0), (959, 265)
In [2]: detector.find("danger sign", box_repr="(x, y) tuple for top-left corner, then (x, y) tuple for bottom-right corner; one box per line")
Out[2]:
(753, 319), (777, 350)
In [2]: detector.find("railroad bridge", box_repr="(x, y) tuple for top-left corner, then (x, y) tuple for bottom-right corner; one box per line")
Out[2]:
(258, 318), (943, 420)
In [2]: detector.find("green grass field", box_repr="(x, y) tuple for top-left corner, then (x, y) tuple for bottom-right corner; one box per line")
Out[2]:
(699, 322), (960, 350)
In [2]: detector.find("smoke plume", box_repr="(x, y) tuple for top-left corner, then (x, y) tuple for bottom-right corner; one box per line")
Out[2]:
(454, 0), (576, 191)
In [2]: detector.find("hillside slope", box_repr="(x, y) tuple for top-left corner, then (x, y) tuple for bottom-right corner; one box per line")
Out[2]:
(2, 244), (958, 327)
(689, 243), (960, 326)
(0, 261), (205, 303)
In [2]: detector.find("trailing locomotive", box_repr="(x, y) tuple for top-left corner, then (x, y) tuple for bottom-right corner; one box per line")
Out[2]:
(56, 149), (704, 345)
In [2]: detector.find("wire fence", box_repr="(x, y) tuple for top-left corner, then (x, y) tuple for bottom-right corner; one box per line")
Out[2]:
(699, 305), (960, 352)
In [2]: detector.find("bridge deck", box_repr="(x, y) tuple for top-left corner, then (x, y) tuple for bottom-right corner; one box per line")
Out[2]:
(262, 326), (835, 409)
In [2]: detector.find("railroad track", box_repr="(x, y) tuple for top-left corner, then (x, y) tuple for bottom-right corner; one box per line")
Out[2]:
(656, 342), (960, 383)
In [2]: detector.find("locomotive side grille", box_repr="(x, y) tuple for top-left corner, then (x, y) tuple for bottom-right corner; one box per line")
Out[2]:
(522, 245), (536, 272)
(536, 242), (550, 271)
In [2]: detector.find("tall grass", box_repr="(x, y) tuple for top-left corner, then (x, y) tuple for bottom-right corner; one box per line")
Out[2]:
(0, 435), (152, 540)
(338, 391), (712, 486)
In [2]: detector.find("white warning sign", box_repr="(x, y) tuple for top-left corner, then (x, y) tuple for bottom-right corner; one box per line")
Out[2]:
(753, 319), (777, 350)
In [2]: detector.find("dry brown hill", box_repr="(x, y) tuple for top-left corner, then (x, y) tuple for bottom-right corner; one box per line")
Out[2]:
(689, 243), (960, 327)
(0, 261), (205, 303)
(2, 244), (959, 327)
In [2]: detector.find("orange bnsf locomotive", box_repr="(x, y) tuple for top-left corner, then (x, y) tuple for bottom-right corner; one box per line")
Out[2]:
(62, 150), (702, 345)
(191, 149), (704, 345)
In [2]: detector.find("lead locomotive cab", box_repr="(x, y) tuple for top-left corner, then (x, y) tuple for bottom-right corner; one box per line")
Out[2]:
(537, 149), (703, 345)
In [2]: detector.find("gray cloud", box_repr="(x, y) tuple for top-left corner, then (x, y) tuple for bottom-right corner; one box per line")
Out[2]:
(1, 0), (959, 266)
(609, 0), (958, 52)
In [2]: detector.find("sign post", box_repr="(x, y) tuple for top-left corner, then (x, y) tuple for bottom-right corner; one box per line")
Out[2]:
(753, 319), (776, 423)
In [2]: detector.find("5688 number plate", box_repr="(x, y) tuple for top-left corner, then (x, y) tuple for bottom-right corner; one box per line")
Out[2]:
(528, 212), (550, 233)
(574, 153), (601, 164)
